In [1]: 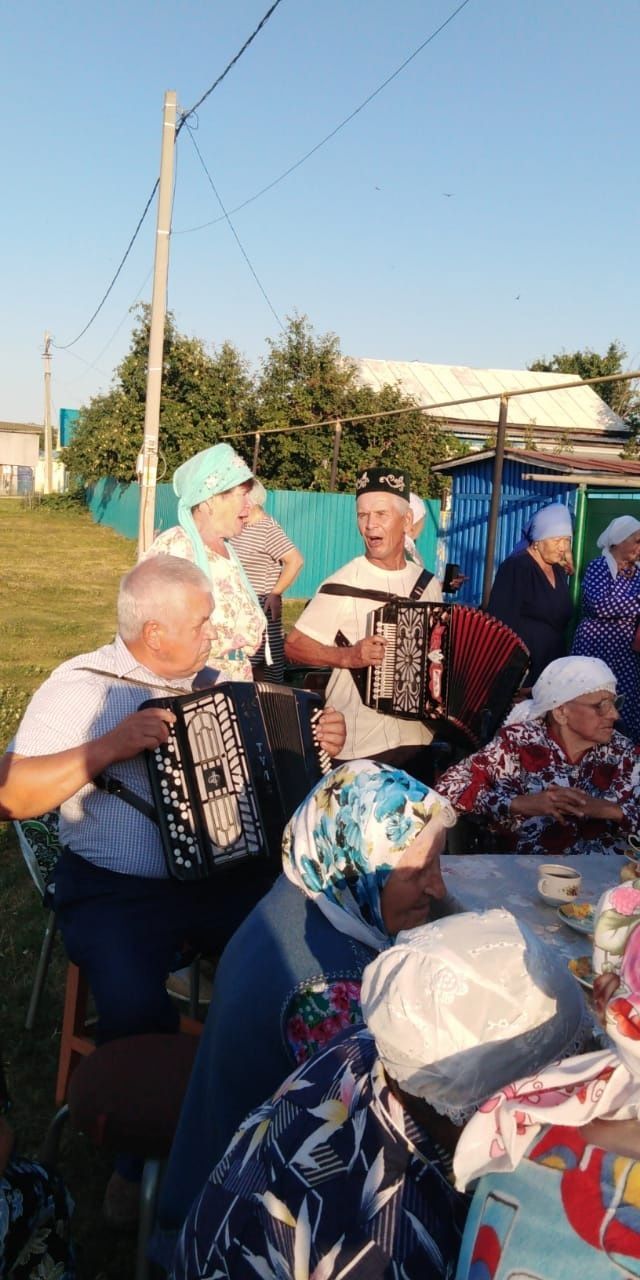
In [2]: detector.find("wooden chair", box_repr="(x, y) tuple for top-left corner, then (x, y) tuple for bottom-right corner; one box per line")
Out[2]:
(55, 960), (204, 1107)
(44, 1029), (202, 1280)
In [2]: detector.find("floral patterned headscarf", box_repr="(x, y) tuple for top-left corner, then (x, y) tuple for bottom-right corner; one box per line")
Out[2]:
(282, 760), (456, 950)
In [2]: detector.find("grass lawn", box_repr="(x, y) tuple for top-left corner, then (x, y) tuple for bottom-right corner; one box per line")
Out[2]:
(0, 496), (307, 1278)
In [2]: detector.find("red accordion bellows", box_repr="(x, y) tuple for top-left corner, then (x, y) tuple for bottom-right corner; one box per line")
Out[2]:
(365, 602), (529, 747)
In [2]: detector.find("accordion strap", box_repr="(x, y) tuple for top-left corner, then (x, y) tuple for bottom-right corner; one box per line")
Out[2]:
(93, 771), (159, 824)
(74, 667), (187, 826)
(318, 567), (433, 606)
(322, 569), (434, 698)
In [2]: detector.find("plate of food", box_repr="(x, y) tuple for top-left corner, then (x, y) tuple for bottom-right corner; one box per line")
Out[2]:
(568, 955), (595, 991)
(557, 901), (595, 934)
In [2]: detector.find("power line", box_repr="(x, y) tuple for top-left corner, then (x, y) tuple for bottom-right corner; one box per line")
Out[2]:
(185, 124), (284, 330)
(53, 182), (159, 350)
(53, 0), (285, 351)
(177, 0), (285, 135)
(175, 0), (475, 237)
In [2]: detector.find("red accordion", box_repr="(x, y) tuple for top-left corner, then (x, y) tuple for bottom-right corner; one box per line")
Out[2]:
(364, 602), (529, 747)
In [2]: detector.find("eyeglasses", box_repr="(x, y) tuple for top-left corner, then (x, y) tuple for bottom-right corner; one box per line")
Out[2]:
(571, 694), (625, 716)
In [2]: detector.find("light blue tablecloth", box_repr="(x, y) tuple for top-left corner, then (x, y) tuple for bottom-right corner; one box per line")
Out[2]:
(441, 854), (623, 968)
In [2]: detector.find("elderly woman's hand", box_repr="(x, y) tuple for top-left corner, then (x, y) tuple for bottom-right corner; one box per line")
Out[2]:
(510, 786), (589, 823)
(315, 707), (346, 759)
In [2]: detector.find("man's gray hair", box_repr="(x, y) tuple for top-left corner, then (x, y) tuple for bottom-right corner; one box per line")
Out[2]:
(117, 556), (211, 641)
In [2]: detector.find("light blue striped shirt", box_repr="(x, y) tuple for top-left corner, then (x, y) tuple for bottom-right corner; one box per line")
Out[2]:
(11, 636), (194, 878)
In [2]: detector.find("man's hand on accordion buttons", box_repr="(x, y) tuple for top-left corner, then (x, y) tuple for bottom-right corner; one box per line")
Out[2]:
(316, 707), (346, 759)
(263, 593), (282, 622)
(103, 708), (177, 762)
(348, 635), (386, 668)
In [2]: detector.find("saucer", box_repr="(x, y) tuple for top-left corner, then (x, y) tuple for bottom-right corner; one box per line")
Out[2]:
(557, 902), (596, 935)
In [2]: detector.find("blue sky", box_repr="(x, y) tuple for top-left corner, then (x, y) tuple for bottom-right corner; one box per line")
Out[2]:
(4, 0), (639, 424)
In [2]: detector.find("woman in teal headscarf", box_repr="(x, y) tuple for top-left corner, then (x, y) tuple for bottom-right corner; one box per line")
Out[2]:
(143, 444), (266, 680)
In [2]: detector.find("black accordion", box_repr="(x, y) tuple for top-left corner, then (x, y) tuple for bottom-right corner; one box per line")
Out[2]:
(141, 683), (331, 881)
(364, 602), (529, 748)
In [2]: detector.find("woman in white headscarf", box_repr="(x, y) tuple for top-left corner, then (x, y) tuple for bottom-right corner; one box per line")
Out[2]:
(437, 654), (640, 856)
(487, 501), (574, 682)
(173, 910), (594, 1280)
(572, 514), (640, 741)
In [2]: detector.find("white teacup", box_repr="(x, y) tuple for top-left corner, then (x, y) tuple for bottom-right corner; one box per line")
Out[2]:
(537, 863), (582, 904)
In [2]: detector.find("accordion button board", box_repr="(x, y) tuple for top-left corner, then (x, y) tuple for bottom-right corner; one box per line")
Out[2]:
(141, 682), (330, 880)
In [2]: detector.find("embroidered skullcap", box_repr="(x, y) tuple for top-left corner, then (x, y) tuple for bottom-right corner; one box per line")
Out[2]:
(172, 444), (253, 579)
(409, 493), (426, 525)
(504, 655), (616, 725)
(361, 908), (588, 1123)
(509, 502), (573, 556)
(282, 760), (456, 952)
(355, 467), (410, 503)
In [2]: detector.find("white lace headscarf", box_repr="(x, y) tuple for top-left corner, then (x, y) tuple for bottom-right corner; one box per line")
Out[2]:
(504, 655), (616, 725)
(361, 909), (590, 1128)
(597, 515), (640, 579)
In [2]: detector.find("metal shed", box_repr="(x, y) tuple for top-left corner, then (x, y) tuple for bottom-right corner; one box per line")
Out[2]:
(432, 449), (640, 608)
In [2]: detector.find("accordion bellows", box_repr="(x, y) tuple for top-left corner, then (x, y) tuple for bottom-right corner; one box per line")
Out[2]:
(365, 602), (530, 748)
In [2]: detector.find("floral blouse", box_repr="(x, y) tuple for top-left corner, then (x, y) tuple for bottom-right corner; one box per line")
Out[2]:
(284, 979), (363, 1064)
(437, 720), (640, 857)
(144, 526), (265, 681)
(173, 1027), (469, 1280)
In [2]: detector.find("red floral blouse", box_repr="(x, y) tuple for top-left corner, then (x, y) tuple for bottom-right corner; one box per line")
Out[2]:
(437, 721), (640, 856)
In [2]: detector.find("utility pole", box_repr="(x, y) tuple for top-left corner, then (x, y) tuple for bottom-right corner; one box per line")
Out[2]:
(137, 90), (177, 557)
(43, 332), (53, 494)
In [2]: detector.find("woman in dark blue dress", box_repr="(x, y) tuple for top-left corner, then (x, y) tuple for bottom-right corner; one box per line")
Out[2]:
(487, 502), (573, 683)
(572, 514), (640, 741)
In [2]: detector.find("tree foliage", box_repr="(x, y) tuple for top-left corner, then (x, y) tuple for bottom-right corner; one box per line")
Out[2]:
(64, 308), (463, 494)
(254, 315), (463, 496)
(64, 305), (255, 482)
(528, 341), (637, 418)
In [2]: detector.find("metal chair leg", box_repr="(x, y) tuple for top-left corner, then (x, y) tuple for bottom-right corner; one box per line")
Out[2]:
(40, 1103), (69, 1167)
(25, 912), (58, 1030)
(136, 1158), (164, 1280)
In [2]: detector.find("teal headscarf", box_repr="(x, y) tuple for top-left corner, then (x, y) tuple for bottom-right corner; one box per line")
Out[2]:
(173, 444), (262, 616)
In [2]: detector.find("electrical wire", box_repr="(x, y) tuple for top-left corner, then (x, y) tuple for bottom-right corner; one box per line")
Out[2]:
(185, 125), (284, 330)
(53, 0), (285, 352)
(177, 0), (284, 136)
(53, 182), (159, 350)
(175, 0), (475, 236)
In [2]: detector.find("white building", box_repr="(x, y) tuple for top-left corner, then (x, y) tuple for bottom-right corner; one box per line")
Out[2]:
(352, 360), (629, 459)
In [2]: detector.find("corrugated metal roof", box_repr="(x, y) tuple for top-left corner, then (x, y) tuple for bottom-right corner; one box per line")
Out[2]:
(353, 360), (626, 434)
(432, 449), (640, 475)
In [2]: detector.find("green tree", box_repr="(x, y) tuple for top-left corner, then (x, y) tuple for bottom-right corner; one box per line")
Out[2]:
(528, 341), (636, 417)
(254, 314), (463, 495)
(64, 305), (255, 482)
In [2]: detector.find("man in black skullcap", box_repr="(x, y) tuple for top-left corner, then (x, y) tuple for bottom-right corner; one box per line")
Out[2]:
(285, 467), (441, 782)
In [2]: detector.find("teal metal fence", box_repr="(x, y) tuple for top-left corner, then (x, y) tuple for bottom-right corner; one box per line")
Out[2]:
(85, 479), (440, 598)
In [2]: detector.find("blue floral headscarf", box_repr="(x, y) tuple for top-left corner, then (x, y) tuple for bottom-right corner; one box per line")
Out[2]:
(282, 760), (456, 950)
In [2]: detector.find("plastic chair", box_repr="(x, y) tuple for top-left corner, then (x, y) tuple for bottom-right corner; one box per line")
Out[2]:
(43, 1030), (202, 1280)
(13, 813), (62, 1030)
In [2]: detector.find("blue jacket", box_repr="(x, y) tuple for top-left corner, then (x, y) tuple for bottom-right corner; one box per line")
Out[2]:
(159, 873), (376, 1232)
